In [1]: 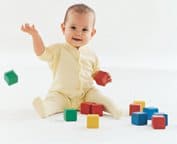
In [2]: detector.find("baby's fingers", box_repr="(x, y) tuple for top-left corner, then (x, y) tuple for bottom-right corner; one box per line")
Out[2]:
(21, 24), (30, 32)
(21, 23), (37, 35)
(107, 77), (112, 83)
(106, 75), (112, 82)
(21, 24), (25, 31)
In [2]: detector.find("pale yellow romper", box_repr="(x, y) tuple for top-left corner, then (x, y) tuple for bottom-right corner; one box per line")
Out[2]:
(38, 42), (120, 118)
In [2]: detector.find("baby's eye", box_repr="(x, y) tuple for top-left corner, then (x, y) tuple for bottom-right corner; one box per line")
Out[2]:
(70, 26), (76, 30)
(82, 28), (88, 32)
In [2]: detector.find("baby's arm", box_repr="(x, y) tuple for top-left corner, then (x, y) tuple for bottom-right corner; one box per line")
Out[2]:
(21, 24), (45, 56)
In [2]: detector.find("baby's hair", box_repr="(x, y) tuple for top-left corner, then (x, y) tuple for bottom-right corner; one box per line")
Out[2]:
(63, 3), (96, 27)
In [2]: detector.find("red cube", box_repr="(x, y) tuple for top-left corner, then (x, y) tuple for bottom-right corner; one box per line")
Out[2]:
(91, 103), (104, 116)
(93, 71), (111, 86)
(152, 115), (166, 129)
(129, 104), (141, 115)
(80, 102), (96, 114)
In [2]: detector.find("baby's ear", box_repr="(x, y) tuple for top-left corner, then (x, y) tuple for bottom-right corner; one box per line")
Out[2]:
(61, 23), (65, 33)
(91, 29), (96, 37)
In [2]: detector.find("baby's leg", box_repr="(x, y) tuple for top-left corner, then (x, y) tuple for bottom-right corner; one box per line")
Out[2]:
(33, 92), (70, 118)
(85, 88), (122, 119)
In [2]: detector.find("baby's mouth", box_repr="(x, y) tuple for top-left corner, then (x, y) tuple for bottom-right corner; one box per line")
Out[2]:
(72, 37), (82, 42)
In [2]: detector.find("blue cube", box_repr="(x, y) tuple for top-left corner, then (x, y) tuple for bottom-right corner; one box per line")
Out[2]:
(143, 107), (159, 120)
(131, 112), (148, 125)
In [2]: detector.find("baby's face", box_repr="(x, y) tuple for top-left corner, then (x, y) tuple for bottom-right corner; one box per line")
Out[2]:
(61, 11), (96, 48)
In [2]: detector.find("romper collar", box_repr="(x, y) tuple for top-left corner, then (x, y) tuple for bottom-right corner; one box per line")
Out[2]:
(65, 42), (88, 52)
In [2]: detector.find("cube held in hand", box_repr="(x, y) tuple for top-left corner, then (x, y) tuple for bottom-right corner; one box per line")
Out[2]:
(93, 70), (112, 86)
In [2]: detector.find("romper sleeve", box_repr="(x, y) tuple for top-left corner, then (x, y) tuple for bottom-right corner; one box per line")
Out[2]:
(37, 43), (61, 72)
(38, 44), (56, 62)
(93, 54), (100, 74)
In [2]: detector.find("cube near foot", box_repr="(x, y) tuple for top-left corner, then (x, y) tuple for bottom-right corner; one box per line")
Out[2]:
(80, 102), (96, 114)
(64, 109), (77, 121)
(91, 103), (104, 116)
(4, 70), (18, 86)
(87, 114), (99, 128)
(80, 102), (104, 116)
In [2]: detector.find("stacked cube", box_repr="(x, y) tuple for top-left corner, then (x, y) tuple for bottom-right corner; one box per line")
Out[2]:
(130, 100), (168, 129)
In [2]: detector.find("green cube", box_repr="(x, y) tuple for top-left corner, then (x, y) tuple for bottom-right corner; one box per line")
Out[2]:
(4, 70), (18, 86)
(64, 109), (77, 121)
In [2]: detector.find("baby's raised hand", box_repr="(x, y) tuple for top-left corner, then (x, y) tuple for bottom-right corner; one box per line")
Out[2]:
(21, 23), (38, 36)
(93, 70), (112, 86)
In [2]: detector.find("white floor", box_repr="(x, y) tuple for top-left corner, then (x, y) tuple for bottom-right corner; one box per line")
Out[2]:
(0, 56), (177, 144)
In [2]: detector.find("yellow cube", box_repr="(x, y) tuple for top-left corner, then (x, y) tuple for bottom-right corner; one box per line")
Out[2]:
(133, 100), (146, 111)
(87, 114), (99, 128)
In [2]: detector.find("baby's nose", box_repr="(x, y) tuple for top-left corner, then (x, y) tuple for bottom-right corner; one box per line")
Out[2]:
(75, 30), (82, 36)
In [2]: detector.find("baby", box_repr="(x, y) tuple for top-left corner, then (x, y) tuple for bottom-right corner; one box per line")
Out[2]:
(21, 3), (122, 119)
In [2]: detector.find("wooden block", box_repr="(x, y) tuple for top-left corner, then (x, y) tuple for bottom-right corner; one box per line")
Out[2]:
(4, 70), (18, 86)
(133, 100), (145, 111)
(93, 71), (111, 86)
(91, 103), (104, 116)
(152, 115), (166, 129)
(87, 114), (99, 128)
(153, 112), (168, 126)
(131, 112), (148, 126)
(143, 107), (159, 120)
(80, 102), (96, 114)
(80, 102), (104, 116)
(64, 109), (77, 121)
(129, 104), (141, 115)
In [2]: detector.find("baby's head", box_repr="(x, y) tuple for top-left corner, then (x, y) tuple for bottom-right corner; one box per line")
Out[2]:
(61, 3), (96, 48)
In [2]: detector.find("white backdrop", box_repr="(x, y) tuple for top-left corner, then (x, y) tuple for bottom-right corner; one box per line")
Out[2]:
(0, 0), (177, 108)
(0, 0), (177, 70)
(0, 1), (177, 143)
